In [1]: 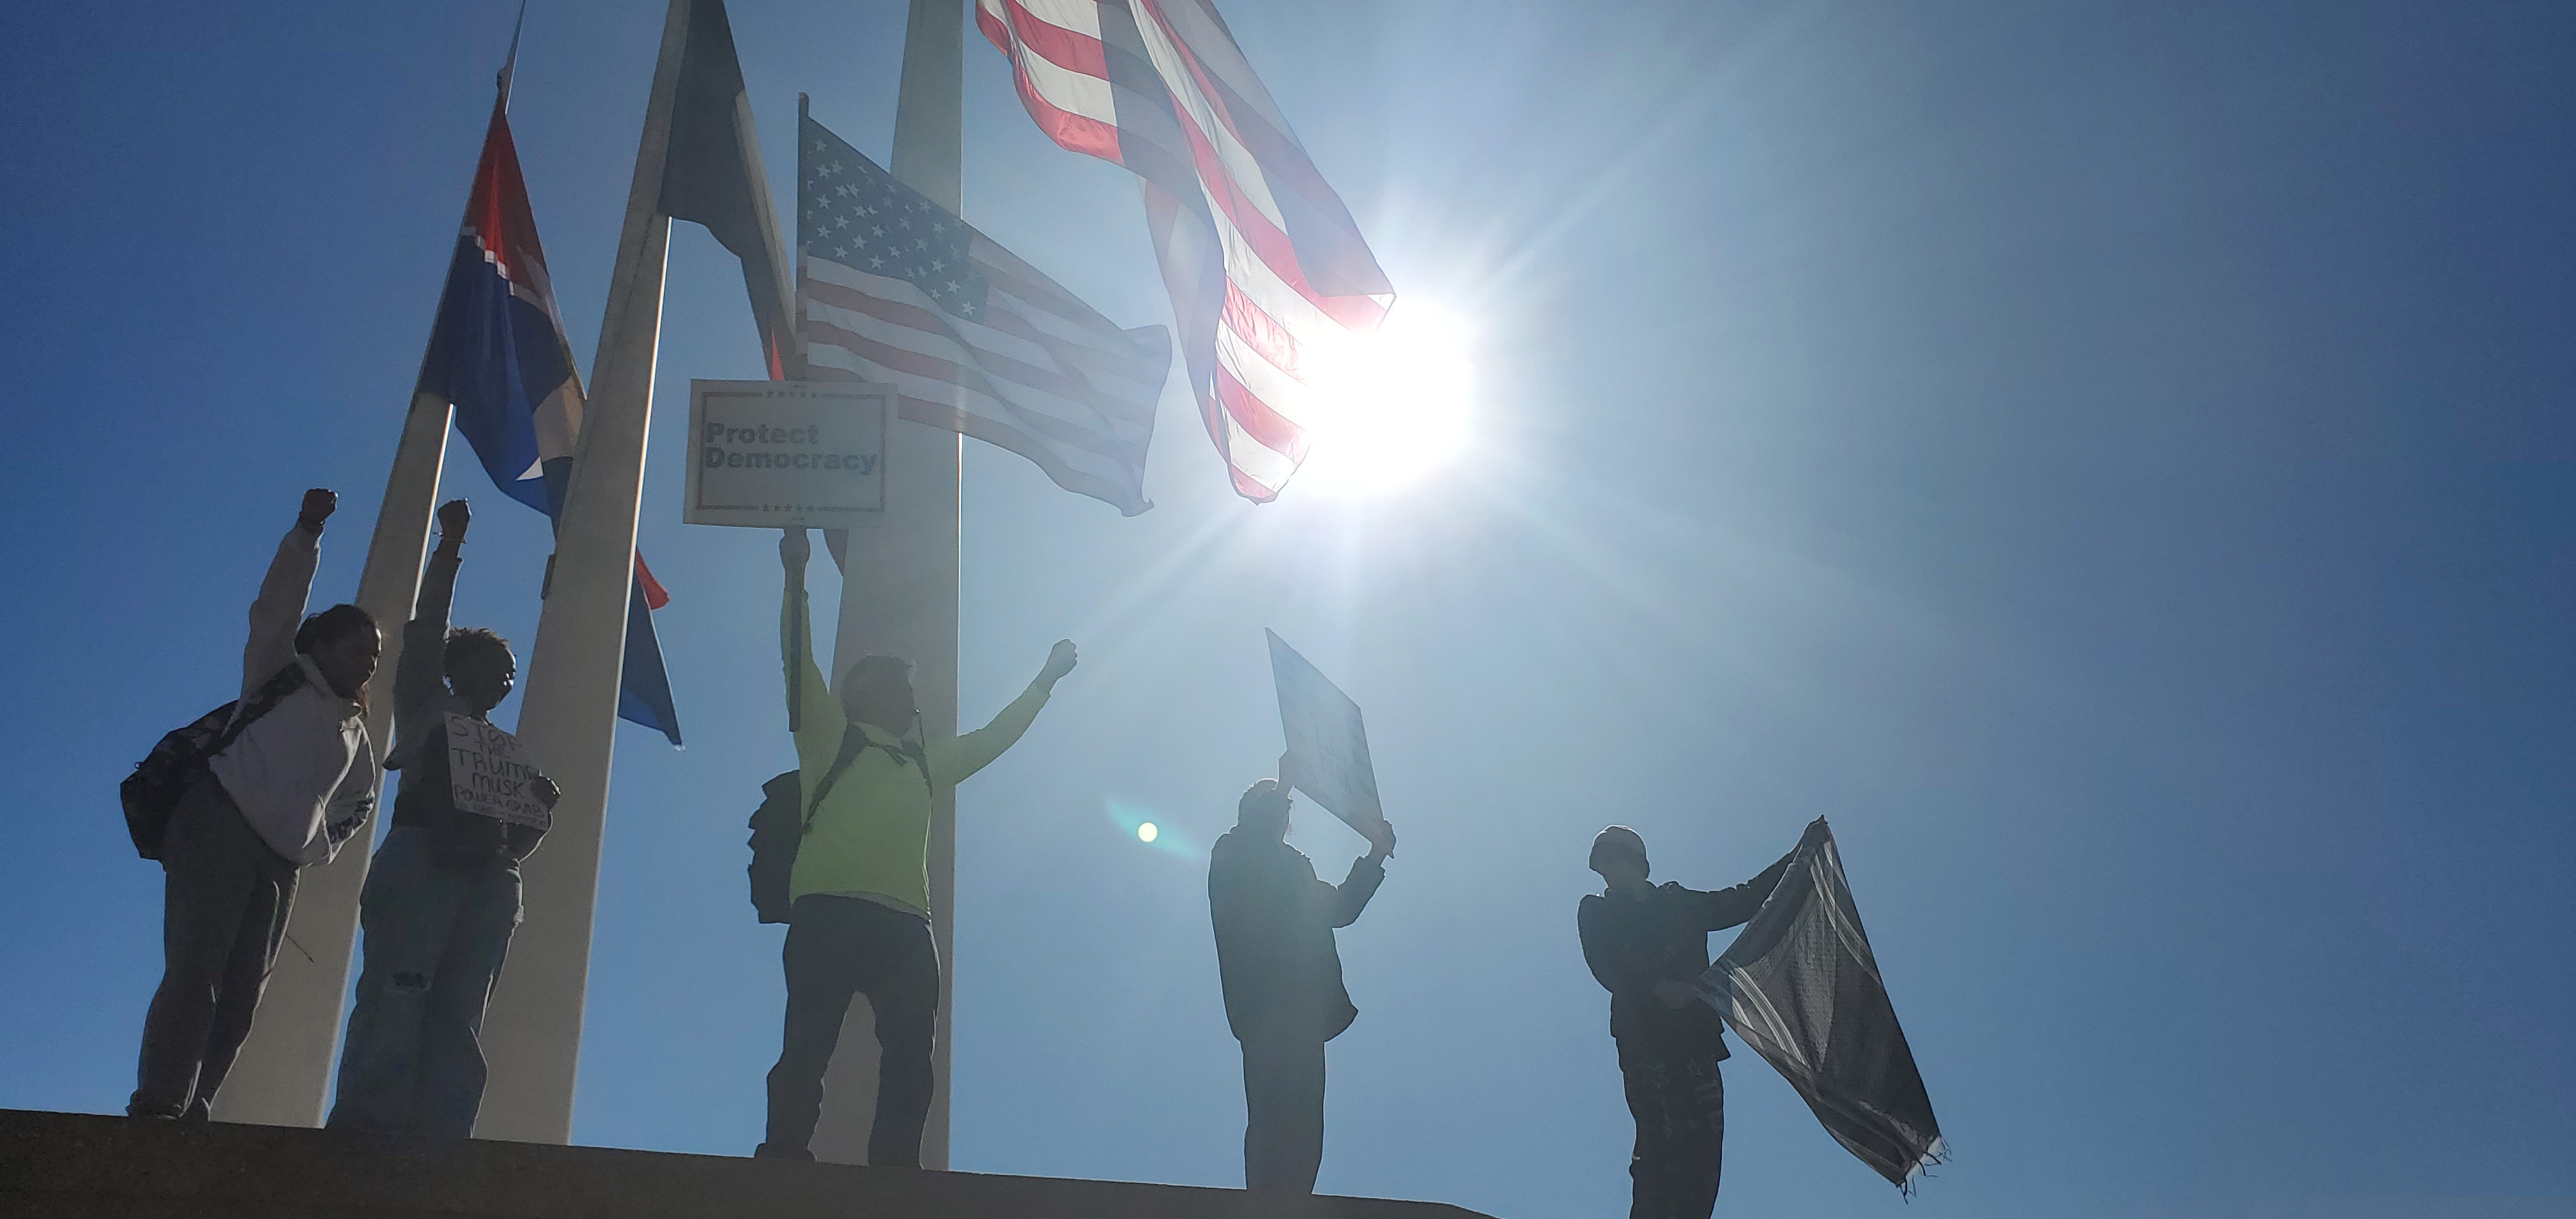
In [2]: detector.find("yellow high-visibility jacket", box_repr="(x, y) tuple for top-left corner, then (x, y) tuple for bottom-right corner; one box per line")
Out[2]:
(781, 579), (1051, 914)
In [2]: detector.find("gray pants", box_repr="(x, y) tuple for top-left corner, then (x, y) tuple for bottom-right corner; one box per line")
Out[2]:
(326, 826), (522, 1137)
(1240, 1033), (1328, 1193)
(130, 778), (300, 1119)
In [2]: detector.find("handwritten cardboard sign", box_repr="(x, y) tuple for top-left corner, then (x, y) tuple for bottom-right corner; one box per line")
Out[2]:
(1267, 629), (1386, 836)
(445, 713), (551, 831)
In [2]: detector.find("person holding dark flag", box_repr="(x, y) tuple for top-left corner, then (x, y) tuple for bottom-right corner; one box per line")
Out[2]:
(1208, 775), (1397, 1194)
(1578, 825), (1795, 1219)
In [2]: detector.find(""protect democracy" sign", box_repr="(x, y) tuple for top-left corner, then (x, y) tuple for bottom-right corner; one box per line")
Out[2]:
(684, 379), (892, 528)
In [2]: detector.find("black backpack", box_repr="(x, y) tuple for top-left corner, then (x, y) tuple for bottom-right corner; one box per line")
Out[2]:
(121, 664), (307, 860)
(746, 769), (807, 924)
(746, 725), (931, 924)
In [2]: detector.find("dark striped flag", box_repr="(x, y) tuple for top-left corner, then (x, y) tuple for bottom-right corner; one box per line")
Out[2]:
(976, 0), (1394, 502)
(797, 114), (1170, 515)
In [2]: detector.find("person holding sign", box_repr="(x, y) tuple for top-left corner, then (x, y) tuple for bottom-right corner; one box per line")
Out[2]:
(1212, 632), (1401, 1193)
(1209, 772), (1397, 1194)
(758, 526), (1078, 1165)
(328, 499), (558, 1137)
(1578, 825), (1797, 1219)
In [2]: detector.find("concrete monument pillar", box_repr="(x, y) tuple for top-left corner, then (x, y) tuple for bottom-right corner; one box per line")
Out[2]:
(471, 0), (690, 1145)
(810, 0), (965, 1170)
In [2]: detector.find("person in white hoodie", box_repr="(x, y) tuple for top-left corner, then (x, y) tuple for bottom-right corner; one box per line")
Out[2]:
(130, 487), (381, 1121)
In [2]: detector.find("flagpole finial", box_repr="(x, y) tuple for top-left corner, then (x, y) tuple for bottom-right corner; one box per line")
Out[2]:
(497, 0), (531, 109)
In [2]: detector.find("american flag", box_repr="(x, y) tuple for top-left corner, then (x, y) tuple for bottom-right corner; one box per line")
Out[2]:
(976, 0), (1395, 503)
(797, 114), (1169, 516)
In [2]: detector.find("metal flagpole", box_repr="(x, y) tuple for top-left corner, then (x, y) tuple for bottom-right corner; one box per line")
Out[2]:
(473, 0), (691, 1144)
(210, 1), (537, 1122)
(809, 0), (965, 1169)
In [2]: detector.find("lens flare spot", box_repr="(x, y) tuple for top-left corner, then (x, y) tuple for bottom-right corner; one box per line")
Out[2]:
(1137, 822), (1160, 843)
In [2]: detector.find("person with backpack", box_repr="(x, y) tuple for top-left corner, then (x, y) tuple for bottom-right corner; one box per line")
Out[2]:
(327, 497), (559, 1137)
(756, 526), (1078, 1165)
(129, 487), (381, 1121)
(1577, 825), (1797, 1219)
(1208, 776), (1397, 1194)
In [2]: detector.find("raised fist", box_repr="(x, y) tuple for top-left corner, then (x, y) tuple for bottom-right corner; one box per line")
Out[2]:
(1039, 639), (1079, 686)
(298, 488), (337, 532)
(436, 498), (471, 538)
(781, 526), (811, 567)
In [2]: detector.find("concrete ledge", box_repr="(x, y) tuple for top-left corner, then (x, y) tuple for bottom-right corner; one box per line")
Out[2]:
(0, 1108), (1492, 1219)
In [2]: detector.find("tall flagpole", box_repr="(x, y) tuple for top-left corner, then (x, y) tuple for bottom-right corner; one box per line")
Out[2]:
(473, 0), (690, 1145)
(810, 0), (965, 1169)
(209, 3), (537, 1123)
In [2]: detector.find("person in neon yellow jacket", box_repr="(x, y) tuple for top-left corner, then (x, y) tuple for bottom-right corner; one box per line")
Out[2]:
(758, 526), (1078, 1165)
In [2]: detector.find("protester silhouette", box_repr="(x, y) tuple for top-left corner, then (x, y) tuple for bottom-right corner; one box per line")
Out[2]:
(758, 526), (1077, 1165)
(1578, 825), (1795, 1219)
(327, 498), (560, 1136)
(1208, 773), (1396, 1193)
(129, 488), (380, 1120)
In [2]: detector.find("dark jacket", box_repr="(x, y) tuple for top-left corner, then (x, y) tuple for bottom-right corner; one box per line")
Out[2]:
(1577, 851), (1793, 1057)
(1209, 829), (1385, 1044)
(384, 546), (542, 869)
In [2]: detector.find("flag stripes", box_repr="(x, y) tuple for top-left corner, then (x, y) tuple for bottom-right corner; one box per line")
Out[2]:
(798, 114), (1169, 516)
(977, 0), (1393, 502)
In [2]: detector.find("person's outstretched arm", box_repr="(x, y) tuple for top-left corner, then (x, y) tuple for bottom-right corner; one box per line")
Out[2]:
(930, 640), (1078, 786)
(243, 488), (333, 700)
(390, 500), (470, 771)
(1690, 845), (1798, 932)
(1324, 819), (1396, 927)
(778, 529), (839, 762)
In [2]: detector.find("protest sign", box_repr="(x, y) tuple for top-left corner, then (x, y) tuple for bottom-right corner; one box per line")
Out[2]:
(1266, 629), (1386, 836)
(445, 713), (551, 831)
(684, 379), (891, 529)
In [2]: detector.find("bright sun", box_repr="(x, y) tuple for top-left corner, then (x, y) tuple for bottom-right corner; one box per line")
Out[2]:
(1294, 300), (1476, 496)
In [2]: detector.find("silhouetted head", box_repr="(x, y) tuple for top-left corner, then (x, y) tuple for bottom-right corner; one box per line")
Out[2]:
(839, 655), (917, 736)
(1590, 825), (1650, 889)
(444, 627), (516, 714)
(1237, 779), (1292, 841)
(294, 604), (379, 701)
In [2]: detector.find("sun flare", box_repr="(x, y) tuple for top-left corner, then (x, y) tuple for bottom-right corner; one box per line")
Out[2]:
(1294, 300), (1476, 496)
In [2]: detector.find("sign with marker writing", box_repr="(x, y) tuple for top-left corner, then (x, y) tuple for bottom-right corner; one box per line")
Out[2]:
(445, 713), (551, 831)
(1267, 629), (1387, 836)
(684, 379), (891, 528)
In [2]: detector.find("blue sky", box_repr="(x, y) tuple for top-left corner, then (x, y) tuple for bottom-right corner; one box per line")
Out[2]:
(3, 2), (2572, 1216)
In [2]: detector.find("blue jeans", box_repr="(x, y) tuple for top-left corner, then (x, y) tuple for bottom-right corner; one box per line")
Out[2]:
(326, 826), (521, 1137)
